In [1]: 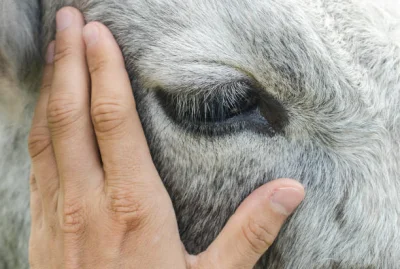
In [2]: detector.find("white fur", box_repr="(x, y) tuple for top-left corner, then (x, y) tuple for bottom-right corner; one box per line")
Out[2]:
(1, 0), (399, 268)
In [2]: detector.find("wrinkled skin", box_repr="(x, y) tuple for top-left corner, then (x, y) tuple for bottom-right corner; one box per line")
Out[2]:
(1, 0), (400, 268)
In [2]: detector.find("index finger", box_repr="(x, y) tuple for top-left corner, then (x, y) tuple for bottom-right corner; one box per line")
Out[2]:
(83, 22), (161, 191)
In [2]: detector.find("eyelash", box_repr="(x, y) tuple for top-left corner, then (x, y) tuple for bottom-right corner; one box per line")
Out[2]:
(155, 82), (282, 136)
(175, 92), (257, 123)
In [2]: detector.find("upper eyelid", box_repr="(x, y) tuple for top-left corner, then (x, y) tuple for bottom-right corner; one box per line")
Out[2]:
(155, 81), (260, 124)
(154, 76), (288, 136)
(157, 79), (258, 100)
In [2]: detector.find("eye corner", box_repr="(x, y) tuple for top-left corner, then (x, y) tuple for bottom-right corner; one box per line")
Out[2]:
(258, 92), (289, 133)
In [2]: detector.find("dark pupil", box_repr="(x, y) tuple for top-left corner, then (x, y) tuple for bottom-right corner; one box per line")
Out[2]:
(156, 87), (258, 124)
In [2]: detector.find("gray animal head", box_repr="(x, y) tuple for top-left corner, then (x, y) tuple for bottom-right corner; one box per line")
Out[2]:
(1, 0), (400, 268)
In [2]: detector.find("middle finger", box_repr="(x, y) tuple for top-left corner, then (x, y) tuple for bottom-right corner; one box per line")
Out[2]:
(48, 7), (102, 198)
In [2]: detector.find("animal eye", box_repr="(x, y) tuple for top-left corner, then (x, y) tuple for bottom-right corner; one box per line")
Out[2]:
(155, 81), (287, 136)
(180, 88), (258, 123)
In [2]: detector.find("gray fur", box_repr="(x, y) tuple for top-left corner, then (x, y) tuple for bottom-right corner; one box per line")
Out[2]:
(1, 0), (399, 268)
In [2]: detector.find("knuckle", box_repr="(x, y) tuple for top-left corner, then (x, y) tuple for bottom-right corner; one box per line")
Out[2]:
(107, 185), (152, 230)
(53, 45), (74, 64)
(40, 82), (52, 94)
(29, 173), (39, 192)
(28, 126), (52, 159)
(60, 201), (86, 235)
(47, 96), (82, 132)
(91, 99), (129, 136)
(242, 218), (276, 255)
(88, 57), (109, 76)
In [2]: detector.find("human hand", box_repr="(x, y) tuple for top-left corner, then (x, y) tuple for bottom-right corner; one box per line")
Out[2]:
(28, 7), (305, 268)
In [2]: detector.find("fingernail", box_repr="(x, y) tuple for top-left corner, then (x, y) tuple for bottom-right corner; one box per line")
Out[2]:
(83, 24), (99, 46)
(270, 188), (304, 216)
(56, 8), (74, 31)
(45, 41), (55, 64)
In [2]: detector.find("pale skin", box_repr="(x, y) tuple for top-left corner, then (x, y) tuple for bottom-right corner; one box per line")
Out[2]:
(28, 7), (305, 269)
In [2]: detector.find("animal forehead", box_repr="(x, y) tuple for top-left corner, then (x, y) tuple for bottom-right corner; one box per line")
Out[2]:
(84, 0), (323, 93)
(93, 0), (314, 58)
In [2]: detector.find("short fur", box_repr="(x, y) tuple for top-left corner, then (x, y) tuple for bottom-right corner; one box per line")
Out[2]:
(1, 0), (399, 268)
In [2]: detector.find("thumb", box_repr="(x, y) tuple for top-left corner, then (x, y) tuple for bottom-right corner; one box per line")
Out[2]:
(192, 178), (305, 269)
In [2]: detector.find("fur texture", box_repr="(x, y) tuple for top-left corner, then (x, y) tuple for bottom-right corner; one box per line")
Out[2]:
(1, 0), (400, 268)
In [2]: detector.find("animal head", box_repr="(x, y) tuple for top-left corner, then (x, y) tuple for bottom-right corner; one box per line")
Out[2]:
(2, 0), (399, 267)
